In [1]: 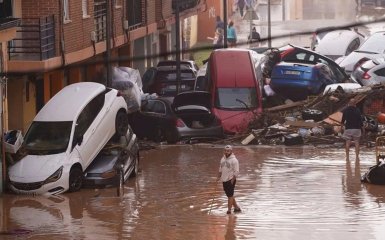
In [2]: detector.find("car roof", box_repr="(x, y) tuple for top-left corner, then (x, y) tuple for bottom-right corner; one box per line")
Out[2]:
(34, 82), (106, 122)
(359, 31), (385, 53)
(155, 65), (195, 72)
(316, 30), (362, 54)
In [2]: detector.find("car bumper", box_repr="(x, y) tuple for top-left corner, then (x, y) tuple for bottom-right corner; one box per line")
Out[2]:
(177, 125), (224, 140)
(83, 176), (119, 188)
(8, 177), (68, 195)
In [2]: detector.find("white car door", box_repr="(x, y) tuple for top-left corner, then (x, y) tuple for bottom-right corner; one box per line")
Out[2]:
(73, 92), (110, 168)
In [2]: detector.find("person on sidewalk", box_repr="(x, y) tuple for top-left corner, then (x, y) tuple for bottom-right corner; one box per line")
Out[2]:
(215, 16), (224, 31)
(247, 27), (261, 47)
(237, 0), (245, 17)
(341, 98), (364, 161)
(227, 21), (237, 47)
(217, 145), (241, 214)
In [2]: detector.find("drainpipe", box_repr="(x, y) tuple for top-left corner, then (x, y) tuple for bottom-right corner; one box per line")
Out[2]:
(1, 76), (6, 193)
(106, 0), (112, 87)
(59, 0), (66, 66)
(175, 2), (181, 94)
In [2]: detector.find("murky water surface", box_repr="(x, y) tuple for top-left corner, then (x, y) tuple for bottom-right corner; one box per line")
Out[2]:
(1, 145), (385, 240)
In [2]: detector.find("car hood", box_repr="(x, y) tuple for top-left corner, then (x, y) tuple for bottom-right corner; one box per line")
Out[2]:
(85, 154), (118, 174)
(173, 91), (212, 110)
(8, 153), (65, 182)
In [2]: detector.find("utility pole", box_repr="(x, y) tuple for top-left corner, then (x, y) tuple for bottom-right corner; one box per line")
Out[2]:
(223, 0), (228, 48)
(267, 0), (271, 48)
(106, 0), (112, 87)
(175, 1), (181, 94)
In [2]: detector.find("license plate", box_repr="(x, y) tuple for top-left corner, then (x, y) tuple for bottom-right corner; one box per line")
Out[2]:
(284, 70), (301, 75)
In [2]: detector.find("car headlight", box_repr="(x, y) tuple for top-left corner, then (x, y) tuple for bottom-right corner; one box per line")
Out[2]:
(44, 166), (63, 184)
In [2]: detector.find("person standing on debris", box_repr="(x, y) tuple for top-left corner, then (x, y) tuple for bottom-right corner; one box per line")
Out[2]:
(227, 21), (237, 47)
(341, 98), (364, 161)
(217, 145), (241, 214)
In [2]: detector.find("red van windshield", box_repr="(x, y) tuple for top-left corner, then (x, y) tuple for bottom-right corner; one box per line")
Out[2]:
(215, 87), (259, 109)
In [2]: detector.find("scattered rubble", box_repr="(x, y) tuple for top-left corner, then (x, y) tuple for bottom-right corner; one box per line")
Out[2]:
(232, 84), (385, 147)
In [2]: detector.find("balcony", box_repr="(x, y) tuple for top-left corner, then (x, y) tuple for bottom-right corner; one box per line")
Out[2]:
(0, 18), (20, 31)
(172, 0), (200, 12)
(8, 15), (56, 61)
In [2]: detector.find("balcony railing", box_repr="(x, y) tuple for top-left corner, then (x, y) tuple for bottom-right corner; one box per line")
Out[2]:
(172, 0), (200, 12)
(8, 15), (56, 61)
(0, 18), (20, 31)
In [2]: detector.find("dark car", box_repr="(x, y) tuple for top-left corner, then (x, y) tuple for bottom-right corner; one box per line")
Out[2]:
(83, 127), (139, 188)
(270, 61), (339, 101)
(156, 59), (199, 73)
(128, 91), (224, 143)
(142, 65), (197, 98)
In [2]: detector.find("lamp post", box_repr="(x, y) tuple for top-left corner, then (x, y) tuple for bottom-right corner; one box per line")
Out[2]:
(268, 0), (271, 48)
(175, 1), (181, 94)
(106, 0), (112, 87)
(223, 0), (228, 48)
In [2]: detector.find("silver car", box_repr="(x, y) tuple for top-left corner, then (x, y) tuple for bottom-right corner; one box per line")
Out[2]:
(351, 57), (385, 86)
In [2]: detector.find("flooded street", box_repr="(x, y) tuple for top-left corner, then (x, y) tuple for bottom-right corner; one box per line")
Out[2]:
(1, 145), (385, 239)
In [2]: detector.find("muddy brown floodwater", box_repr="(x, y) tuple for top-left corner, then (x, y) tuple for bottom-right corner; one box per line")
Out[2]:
(1, 144), (385, 240)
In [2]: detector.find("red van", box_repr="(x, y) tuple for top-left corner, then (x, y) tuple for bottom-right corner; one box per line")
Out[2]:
(206, 49), (263, 134)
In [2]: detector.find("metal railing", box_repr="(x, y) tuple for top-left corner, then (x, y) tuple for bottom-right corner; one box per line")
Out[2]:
(8, 15), (56, 61)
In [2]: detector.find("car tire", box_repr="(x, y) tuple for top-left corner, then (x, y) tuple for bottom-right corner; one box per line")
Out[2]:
(115, 111), (129, 137)
(302, 109), (325, 122)
(362, 115), (378, 132)
(283, 134), (304, 146)
(69, 167), (83, 192)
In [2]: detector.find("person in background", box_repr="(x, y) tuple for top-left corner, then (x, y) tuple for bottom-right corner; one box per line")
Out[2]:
(227, 21), (237, 47)
(215, 16), (224, 31)
(247, 26), (261, 47)
(341, 98), (364, 161)
(217, 145), (241, 214)
(237, 0), (245, 17)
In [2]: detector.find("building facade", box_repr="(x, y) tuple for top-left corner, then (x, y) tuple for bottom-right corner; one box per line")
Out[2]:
(0, 0), (206, 133)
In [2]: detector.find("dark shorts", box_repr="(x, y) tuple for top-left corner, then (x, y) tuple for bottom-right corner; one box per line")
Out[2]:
(223, 179), (236, 197)
(227, 38), (236, 44)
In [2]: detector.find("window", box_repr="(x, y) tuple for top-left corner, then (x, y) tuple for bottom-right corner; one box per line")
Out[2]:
(72, 92), (105, 148)
(115, 0), (122, 7)
(63, 0), (70, 21)
(82, 0), (88, 17)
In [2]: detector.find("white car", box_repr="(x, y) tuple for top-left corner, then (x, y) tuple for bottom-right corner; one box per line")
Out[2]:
(337, 31), (385, 75)
(8, 82), (128, 195)
(351, 57), (385, 86)
(315, 29), (364, 61)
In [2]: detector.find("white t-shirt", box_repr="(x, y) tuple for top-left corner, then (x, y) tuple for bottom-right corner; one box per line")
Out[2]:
(219, 153), (239, 182)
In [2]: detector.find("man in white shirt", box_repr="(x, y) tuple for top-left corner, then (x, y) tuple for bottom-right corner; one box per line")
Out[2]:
(217, 145), (241, 214)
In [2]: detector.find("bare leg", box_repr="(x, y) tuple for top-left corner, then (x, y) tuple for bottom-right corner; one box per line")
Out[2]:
(355, 140), (360, 161)
(232, 197), (240, 209)
(228, 197), (233, 212)
(345, 140), (351, 161)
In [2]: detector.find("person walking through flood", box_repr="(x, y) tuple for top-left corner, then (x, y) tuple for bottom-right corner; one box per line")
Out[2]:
(217, 145), (241, 214)
(341, 98), (364, 161)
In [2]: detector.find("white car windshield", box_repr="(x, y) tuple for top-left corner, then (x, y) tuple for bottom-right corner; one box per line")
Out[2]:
(23, 121), (73, 154)
(215, 88), (259, 109)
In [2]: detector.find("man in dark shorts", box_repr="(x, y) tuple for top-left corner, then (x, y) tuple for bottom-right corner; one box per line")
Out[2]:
(217, 145), (241, 214)
(341, 98), (364, 161)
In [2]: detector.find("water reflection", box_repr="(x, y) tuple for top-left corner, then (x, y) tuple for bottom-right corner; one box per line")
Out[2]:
(2, 145), (385, 239)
